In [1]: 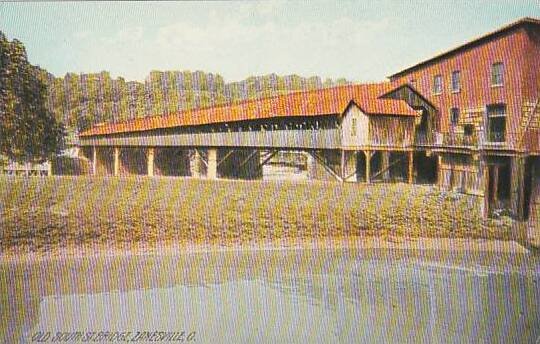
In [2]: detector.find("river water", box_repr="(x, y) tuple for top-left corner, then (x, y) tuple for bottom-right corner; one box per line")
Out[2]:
(1, 247), (539, 343)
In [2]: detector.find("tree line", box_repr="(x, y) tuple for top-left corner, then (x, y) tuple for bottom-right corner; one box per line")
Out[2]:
(38, 70), (352, 133)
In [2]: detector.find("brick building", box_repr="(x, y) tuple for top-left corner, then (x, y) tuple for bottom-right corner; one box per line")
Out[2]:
(389, 17), (540, 221)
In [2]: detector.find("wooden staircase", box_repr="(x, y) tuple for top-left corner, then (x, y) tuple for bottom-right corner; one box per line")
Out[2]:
(519, 99), (540, 149)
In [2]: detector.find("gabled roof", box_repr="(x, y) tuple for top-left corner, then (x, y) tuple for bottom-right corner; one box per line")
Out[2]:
(390, 17), (540, 79)
(80, 82), (418, 137)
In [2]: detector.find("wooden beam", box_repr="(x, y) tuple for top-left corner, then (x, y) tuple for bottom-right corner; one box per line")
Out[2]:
(408, 151), (414, 184)
(365, 150), (371, 184)
(238, 150), (260, 169)
(259, 150), (279, 167)
(309, 151), (343, 182)
(381, 151), (390, 181)
(340, 149), (345, 182)
(342, 151), (358, 182)
(217, 149), (235, 167)
(371, 155), (406, 180)
(195, 149), (209, 168)
(343, 169), (358, 182)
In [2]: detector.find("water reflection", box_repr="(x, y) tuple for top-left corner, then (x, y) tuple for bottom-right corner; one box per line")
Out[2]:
(1, 248), (539, 343)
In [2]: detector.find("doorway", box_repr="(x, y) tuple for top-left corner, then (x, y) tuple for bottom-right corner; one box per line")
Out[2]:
(486, 158), (511, 214)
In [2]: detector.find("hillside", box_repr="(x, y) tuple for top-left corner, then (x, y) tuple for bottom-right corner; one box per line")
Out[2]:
(36, 69), (352, 132)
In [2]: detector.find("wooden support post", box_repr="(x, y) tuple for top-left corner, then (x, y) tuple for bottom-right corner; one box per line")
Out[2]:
(92, 146), (97, 176)
(510, 155), (526, 220)
(114, 147), (120, 176)
(190, 149), (201, 177)
(340, 149), (345, 182)
(518, 157), (526, 221)
(482, 159), (490, 218)
(408, 151), (414, 184)
(530, 161), (536, 220)
(381, 151), (390, 181)
(365, 150), (371, 184)
(492, 166), (499, 204)
(437, 155), (443, 188)
(305, 151), (315, 180)
(207, 148), (217, 179)
(147, 147), (155, 177)
(342, 151), (358, 182)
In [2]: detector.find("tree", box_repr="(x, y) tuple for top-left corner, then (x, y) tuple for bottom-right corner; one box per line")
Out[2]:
(0, 32), (65, 163)
(335, 78), (349, 86)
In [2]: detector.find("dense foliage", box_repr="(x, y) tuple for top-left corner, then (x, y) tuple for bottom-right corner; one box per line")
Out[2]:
(0, 33), (65, 163)
(37, 70), (352, 132)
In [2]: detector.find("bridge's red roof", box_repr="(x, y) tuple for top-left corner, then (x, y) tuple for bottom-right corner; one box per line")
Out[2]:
(80, 82), (417, 137)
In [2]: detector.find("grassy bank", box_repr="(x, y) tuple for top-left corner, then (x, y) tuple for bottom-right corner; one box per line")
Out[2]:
(0, 176), (517, 254)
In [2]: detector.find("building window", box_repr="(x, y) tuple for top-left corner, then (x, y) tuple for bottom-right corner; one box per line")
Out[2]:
(351, 118), (357, 137)
(451, 71), (461, 92)
(407, 89), (415, 105)
(486, 104), (506, 142)
(450, 108), (459, 126)
(491, 62), (504, 86)
(464, 124), (474, 136)
(433, 75), (443, 94)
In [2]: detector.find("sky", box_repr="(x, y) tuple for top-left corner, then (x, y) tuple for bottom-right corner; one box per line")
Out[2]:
(1, 1), (539, 83)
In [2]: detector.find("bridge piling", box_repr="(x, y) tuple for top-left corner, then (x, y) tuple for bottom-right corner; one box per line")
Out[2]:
(207, 148), (217, 179)
(114, 147), (120, 176)
(147, 148), (155, 177)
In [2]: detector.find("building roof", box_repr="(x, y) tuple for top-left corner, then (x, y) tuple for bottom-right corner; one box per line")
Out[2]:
(389, 17), (540, 79)
(80, 82), (417, 137)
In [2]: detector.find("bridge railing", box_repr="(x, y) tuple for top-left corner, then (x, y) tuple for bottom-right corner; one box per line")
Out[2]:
(79, 128), (343, 149)
(424, 130), (533, 151)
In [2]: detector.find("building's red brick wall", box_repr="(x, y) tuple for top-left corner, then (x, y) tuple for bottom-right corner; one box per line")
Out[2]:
(523, 25), (540, 103)
(390, 27), (539, 139)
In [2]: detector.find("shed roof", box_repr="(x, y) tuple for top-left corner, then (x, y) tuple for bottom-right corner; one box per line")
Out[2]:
(80, 82), (417, 137)
(389, 17), (540, 79)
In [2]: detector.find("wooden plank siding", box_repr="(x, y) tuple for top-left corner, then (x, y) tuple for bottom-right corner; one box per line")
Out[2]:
(79, 128), (342, 149)
(439, 154), (484, 195)
(368, 117), (415, 147)
(80, 115), (418, 150)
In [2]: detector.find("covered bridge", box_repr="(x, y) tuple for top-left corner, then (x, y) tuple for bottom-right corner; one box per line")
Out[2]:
(79, 82), (432, 182)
